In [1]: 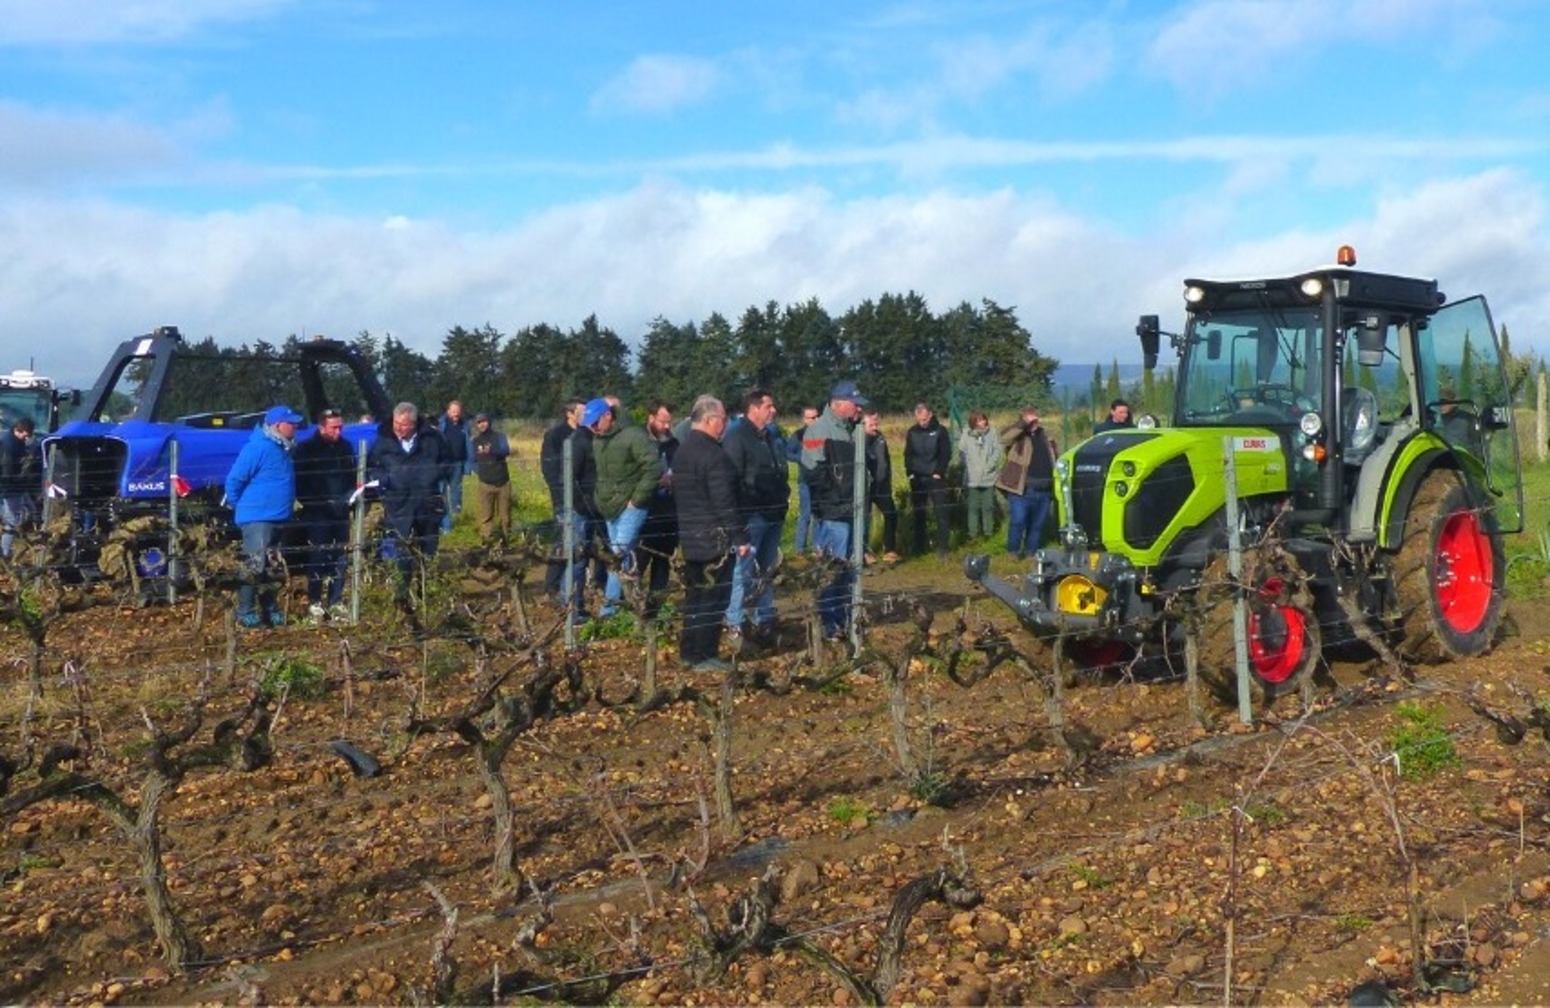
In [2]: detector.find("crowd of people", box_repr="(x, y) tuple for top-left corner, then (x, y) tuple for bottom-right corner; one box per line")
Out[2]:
(170, 391), (1140, 655)
(529, 387), (1137, 671)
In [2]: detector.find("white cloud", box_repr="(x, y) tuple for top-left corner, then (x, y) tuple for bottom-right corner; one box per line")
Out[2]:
(590, 54), (723, 115)
(1147, 0), (1511, 98)
(5, 170), (1547, 393)
(0, 0), (295, 45)
(834, 17), (1117, 134)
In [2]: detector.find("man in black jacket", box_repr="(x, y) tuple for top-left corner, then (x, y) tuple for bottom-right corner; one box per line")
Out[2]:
(437, 399), (473, 532)
(637, 399), (679, 600)
(673, 396), (749, 672)
(293, 408), (357, 621)
(367, 402), (453, 593)
(904, 402), (952, 559)
(722, 389), (790, 644)
(862, 408), (900, 562)
(469, 413), (512, 544)
(0, 416), (38, 558)
(540, 399), (583, 602)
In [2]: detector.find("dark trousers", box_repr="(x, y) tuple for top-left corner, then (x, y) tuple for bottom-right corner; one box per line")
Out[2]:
(680, 554), (734, 663)
(866, 491), (898, 554)
(383, 513), (441, 587)
(637, 506), (678, 595)
(302, 514), (349, 606)
(909, 477), (951, 555)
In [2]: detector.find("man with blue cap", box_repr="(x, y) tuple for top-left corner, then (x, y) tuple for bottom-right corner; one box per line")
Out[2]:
(800, 380), (868, 641)
(225, 404), (303, 628)
(585, 396), (659, 618)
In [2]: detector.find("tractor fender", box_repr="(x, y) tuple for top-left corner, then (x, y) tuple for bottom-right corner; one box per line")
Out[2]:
(1373, 433), (1460, 551)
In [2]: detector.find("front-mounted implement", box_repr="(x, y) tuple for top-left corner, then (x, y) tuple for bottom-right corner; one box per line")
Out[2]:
(43, 327), (391, 588)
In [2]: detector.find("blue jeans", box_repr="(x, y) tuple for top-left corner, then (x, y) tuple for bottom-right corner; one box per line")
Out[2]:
(602, 504), (649, 612)
(1, 493), (34, 557)
(237, 520), (284, 619)
(726, 512), (783, 630)
(560, 510), (590, 613)
(440, 473), (465, 532)
(814, 519), (855, 635)
(1006, 491), (1052, 556)
(793, 481), (813, 552)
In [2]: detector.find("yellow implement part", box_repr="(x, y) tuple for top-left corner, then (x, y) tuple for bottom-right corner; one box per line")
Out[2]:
(1056, 575), (1107, 616)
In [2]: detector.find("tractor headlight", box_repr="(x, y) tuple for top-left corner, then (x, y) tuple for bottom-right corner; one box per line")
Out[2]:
(1300, 277), (1324, 299)
(1136, 413), (1158, 429)
(1184, 285), (1205, 305)
(1120, 461), (1137, 478)
(1054, 458), (1069, 480)
(1114, 480), (1130, 498)
(1298, 412), (1323, 438)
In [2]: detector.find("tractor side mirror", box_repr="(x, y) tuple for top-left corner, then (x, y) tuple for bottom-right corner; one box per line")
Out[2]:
(1357, 314), (1385, 366)
(1483, 405), (1512, 431)
(1206, 329), (1222, 361)
(1136, 315), (1160, 370)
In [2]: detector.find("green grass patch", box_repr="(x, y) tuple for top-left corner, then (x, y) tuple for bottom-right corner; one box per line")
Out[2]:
(1390, 700), (1461, 780)
(257, 653), (326, 700)
(827, 796), (872, 826)
(1069, 863), (1112, 889)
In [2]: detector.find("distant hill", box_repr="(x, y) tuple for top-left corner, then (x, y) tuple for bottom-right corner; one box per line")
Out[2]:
(1051, 363), (1149, 396)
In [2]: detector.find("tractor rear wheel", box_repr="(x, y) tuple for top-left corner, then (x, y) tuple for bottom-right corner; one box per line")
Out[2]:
(1193, 545), (1321, 705)
(1392, 470), (1504, 662)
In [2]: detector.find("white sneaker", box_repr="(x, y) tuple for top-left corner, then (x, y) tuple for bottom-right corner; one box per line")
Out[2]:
(308, 603), (327, 621)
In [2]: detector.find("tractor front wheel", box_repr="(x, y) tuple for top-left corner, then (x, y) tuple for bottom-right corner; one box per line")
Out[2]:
(1193, 546), (1321, 706)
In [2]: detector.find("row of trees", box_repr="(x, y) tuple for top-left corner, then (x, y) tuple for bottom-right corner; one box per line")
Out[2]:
(146, 293), (1061, 421)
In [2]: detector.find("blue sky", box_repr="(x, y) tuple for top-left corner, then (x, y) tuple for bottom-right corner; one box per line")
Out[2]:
(3, 0), (1549, 389)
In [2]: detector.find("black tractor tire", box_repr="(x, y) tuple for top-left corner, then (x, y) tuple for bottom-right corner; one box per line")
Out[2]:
(1391, 470), (1505, 663)
(1192, 545), (1322, 706)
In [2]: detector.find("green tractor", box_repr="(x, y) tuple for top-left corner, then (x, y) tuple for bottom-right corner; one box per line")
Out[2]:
(967, 246), (1523, 702)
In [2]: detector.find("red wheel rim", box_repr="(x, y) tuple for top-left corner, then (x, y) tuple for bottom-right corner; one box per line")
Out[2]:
(1067, 638), (1130, 671)
(1247, 577), (1306, 684)
(1436, 509), (1493, 633)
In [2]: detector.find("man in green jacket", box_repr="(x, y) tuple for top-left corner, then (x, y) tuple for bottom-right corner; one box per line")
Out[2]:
(585, 397), (660, 617)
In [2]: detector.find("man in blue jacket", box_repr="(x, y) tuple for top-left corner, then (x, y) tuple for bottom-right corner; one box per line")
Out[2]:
(225, 404), (302, 628)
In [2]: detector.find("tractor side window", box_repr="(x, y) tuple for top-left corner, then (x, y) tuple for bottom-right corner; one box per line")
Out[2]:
(1341, 323), (1410, 422)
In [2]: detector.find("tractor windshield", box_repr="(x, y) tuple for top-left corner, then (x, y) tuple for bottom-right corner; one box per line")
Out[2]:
(1178, 307), (1323, 426)
(0, 388), (53, 431)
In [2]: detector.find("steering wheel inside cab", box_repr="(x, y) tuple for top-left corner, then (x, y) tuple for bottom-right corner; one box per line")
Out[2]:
(1226, 384), (1315, 422)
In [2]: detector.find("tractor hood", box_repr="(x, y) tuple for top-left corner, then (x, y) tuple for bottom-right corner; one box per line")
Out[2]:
(46, 419), (248, 501)
(1062, 425), (1292, 567)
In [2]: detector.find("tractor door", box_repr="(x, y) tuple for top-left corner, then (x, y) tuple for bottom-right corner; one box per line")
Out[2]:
(1418, 296), (1524, 534)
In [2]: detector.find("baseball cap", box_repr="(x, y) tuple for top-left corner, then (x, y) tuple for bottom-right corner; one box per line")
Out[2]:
(474, 412), (490, 423)
(580, 397), (612, 427)
(830, 380), (868, 406)
(264, 404), (304, 425)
